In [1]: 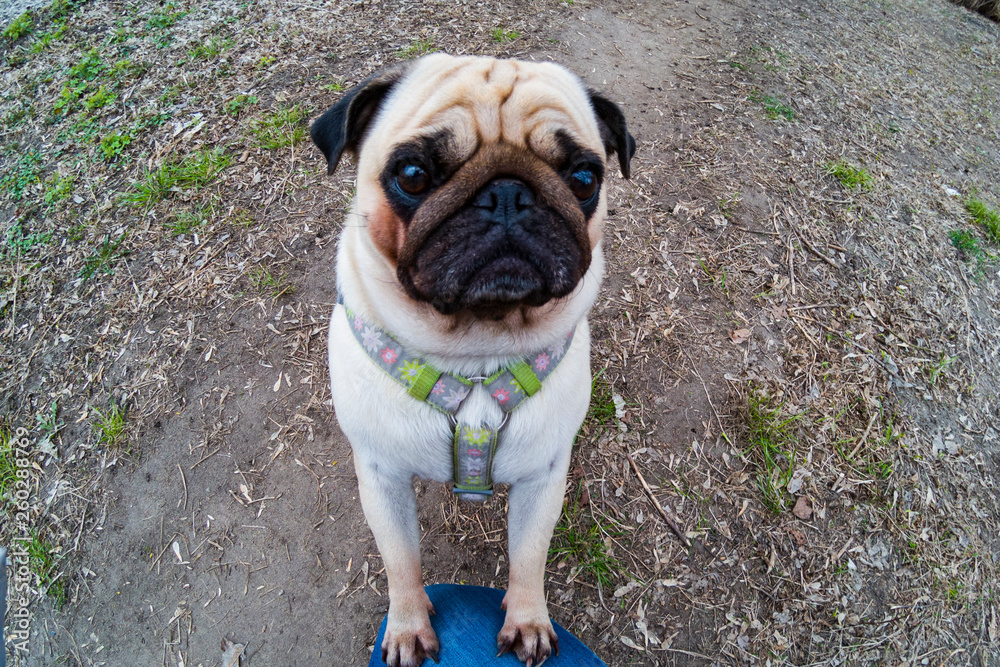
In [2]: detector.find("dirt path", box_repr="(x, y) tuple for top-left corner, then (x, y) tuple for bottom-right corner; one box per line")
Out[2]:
(2, 0), (999, 665)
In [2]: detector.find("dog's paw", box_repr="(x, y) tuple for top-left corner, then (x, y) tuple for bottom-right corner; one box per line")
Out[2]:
(381, 598), (439, 667)
(496, 615), (559, 667)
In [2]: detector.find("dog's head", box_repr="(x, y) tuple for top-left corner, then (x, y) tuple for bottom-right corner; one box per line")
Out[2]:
(311, 54), (635, 321)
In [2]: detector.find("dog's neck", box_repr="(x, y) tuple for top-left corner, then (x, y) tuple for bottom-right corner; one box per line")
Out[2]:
(334, 207), (603, 377)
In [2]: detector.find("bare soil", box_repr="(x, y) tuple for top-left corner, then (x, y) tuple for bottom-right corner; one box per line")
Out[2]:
(2, 0), (999, 665)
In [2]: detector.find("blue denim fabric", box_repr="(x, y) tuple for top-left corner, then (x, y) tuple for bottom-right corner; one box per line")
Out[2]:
(368, 584), (606, 666)
(1, 546), (7, 667)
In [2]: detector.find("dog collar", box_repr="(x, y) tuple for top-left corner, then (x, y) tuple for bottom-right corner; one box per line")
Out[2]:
(340, 303), (574, 500)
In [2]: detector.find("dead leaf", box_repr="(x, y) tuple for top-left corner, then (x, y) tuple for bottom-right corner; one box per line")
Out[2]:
(786, 467), (810, 494)
(221, 638), (245, 667)
(729, 328), (751, 344)
(787, 528), (807, 546)
(792, 496), (813, 520)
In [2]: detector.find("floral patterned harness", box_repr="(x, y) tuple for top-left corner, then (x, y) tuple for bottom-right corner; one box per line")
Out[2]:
(342, 304), (575, 500)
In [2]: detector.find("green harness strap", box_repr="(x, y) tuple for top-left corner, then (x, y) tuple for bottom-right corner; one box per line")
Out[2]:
(342, 304), (575, 499)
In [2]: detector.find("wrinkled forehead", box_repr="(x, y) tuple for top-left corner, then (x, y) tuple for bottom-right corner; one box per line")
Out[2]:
(367, 55), (603, 166)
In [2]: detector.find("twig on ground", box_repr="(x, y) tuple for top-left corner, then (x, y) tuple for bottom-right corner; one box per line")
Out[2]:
(626, 453), (691, 548)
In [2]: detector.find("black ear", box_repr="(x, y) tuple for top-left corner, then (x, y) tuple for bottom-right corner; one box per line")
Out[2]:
(588, 90), (636, 179)
(310, 63), (412, 175)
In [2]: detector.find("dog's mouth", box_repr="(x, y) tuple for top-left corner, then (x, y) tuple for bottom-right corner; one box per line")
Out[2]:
(400, 202), (585, 320)
(455, 254), (550, 318)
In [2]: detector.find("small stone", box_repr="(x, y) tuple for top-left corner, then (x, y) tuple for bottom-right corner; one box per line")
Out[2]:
(792, 496), (813, 520)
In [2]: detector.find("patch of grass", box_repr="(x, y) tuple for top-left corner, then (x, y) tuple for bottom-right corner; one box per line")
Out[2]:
(249, 268), (295, 298)
(3, 11), (34, 41)
(44, 173), (75, 206)
(698, 256), (728, 292)
(84, 85), (114, 112)
(188, 35), (233, 60)
(322, 78), (345, 93)
(549, 487), (625, 589)
(755, 44), (791, 71)
(0, 428), (17, 504)
(30, 21), (67, 53)
(49, 0), (80, 20)
(826, 160), (873, 191)
(224, 93), (258, 117)
(256, 54), (276, 69)
(27, 532), (67, 608)
(108, 25), (131, 44)
(228, 208), (256, 226)
(124, 147), (230, 204)
(739, 387), (799, 515)
(99, 131), (132, 161)
(166, 200), (217, 236)
(146, 4), (185, 30)
(491, 27), (520, 42)
(3, 220), (52, 258)
(250, 105), (307, 150)
(110, 58), (144, 80)
(747, 90), (795, 121)
(52, 48), (105, 117)
(67, 222), (87, 242)
(964, 197), (1000, 244)
(145, 3), (187, 47)
(93, 400), (126, 447)
(949, 229), (980, 256)
(4, 103), (32, 128)
(1, 149), (43, 201)
(37, 400), (63, 436)
(926, 353), (958, 386)
(398, 39), (435, 58)
(53, 78), (87, 116)
(69, 46), (104, 81)
(80, 233), (127, 280)
(948, 229), (991, 275)
(55, 115), (99, 144)
(586, 368), (616, 428)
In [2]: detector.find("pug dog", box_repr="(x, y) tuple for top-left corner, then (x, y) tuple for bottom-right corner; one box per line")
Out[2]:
(311, 54), (634, 667)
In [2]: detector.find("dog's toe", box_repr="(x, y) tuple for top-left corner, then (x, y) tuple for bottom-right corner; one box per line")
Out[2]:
(497, 619), (559, 666)
(382, 614), (439, 667)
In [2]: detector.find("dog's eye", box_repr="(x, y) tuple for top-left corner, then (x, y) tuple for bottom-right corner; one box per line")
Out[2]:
(396, 163), (430, 196)
(568, 168), (598, 201)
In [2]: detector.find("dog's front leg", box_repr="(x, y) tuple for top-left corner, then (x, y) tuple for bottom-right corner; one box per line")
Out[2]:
(499, 469), (568, 666)
(354, 456), (439, 667)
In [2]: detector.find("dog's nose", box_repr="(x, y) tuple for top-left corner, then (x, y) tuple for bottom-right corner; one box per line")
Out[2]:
(472, 178), (536, 228)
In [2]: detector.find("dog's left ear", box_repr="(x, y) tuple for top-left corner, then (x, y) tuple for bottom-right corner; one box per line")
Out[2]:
(311, 62), (412, 175)
(588, 90), (637, 180)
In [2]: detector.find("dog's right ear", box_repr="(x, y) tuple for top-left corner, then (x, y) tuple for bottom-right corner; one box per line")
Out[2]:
(310, 63), (411, 175)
